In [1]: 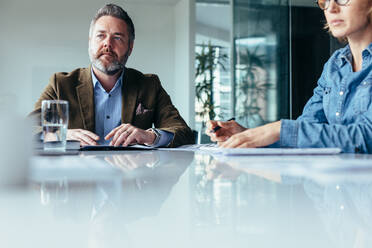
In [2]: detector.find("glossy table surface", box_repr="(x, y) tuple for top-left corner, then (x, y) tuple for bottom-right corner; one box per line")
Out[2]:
(2, 150), (372, 248)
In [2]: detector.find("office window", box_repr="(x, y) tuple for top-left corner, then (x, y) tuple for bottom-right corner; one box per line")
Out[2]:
(233, 0), (290, 127)
(195, 0), (232, 133)
(195, 0), (289, 132)
(195, 0), (334, 133)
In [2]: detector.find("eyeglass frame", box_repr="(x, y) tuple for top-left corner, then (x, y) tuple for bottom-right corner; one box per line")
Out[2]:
(315, 0), (351, 10)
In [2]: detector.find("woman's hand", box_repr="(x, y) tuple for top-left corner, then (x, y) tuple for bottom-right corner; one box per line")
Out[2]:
(205, 120), (247, 143)
(220, 121), (281, 148)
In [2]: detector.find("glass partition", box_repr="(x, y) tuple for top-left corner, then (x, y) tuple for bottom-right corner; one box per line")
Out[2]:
(233, 0), (290, 128)
(195, 0), (333, 140)
(195, 1), (232, 134)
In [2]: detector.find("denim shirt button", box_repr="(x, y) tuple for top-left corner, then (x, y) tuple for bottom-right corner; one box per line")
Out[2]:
(339, 91), (344, 96)
(336, 112), (340, 116)
(363, 81), (367, 85)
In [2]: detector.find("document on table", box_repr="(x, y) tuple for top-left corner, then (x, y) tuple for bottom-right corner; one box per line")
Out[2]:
(199, 146), (342, 156)
(157, 143), (218, 152)
(154, 144), (341, 155)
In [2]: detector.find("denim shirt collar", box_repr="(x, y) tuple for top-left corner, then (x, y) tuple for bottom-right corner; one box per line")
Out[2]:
(91, 67), (124, 93)
(338, 44), (352, 68)
(363, 42), (372, 57)
(337, 42), (372, 68)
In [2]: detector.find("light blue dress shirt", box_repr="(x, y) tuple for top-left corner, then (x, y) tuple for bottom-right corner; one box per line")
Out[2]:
(92, 69), (173, 147)
(92, 70), (123, 145)
(280, 42), (372, 153)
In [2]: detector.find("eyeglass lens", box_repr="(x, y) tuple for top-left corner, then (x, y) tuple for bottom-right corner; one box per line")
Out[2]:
(317, 0), (350, 10)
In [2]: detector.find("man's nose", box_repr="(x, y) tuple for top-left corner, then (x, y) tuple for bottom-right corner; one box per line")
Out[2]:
(103, 36), (113, 49)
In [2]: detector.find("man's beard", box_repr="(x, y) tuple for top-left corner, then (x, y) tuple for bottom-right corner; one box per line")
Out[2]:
(89, 47), (129, 76)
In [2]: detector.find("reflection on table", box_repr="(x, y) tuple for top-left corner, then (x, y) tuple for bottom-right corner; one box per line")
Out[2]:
(1, 151), (372, 247)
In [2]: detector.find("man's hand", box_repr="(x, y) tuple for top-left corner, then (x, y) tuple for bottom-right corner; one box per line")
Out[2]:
(67, 129), (100, 146)
(105, 124), (156, 147)
(220, 121), (281, 148)
(104, 152), (158, 171)
(205, 119), (247, 143)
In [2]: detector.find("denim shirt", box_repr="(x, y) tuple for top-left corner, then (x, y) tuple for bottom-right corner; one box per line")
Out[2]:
(280, 42), (372, 153)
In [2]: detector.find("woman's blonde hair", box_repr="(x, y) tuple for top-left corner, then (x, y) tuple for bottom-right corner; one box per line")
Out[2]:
(323, 1), (372, 42)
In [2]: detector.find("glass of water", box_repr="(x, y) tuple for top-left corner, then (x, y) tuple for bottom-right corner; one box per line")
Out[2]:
(41, 100), (69, 151)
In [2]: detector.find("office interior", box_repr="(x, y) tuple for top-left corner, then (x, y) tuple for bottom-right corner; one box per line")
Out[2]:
(1, 0), (371, 248)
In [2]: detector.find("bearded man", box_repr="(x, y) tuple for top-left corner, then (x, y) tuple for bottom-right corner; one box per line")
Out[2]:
(30, 4), (194, 148)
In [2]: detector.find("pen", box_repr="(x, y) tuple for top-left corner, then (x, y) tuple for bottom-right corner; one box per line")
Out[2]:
(210, 117), (235, 133)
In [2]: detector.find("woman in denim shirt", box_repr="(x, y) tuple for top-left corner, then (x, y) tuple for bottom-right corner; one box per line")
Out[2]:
(207, 0), (372, 153)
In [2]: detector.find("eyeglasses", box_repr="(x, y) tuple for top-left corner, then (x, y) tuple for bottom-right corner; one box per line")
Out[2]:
(316, 0), (350, 10)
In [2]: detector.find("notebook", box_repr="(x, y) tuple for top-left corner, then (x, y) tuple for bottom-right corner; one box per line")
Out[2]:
(80, 144), (156, 151)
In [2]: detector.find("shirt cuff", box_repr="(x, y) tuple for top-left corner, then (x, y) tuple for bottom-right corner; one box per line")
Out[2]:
(280, 119), (298, 148)
(149, 129), (174, 148)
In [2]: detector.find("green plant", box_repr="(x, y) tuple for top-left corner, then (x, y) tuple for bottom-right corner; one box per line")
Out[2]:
(195, 41), (228, 123)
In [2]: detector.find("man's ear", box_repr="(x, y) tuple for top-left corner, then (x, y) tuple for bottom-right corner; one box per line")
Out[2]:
(128, 41), (134, 57)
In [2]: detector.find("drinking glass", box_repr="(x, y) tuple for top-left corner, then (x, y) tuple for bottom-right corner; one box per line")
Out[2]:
(41, 100), (69, 151)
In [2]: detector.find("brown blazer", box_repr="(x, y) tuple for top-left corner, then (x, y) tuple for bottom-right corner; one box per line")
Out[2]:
(30, 66), (194, 147)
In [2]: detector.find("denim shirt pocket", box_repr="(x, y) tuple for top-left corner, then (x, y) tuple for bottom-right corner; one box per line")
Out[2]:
(322, 87), (332, 116)
(352, 80), (372, 114)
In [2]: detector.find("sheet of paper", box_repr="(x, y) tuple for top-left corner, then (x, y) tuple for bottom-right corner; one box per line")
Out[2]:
(199, 147), (342, 156)
(157, 143), (218, 152)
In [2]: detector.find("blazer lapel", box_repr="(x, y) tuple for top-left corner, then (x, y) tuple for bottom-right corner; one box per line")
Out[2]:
(76, 66), (95, 132)
(121, 67), (138, 124)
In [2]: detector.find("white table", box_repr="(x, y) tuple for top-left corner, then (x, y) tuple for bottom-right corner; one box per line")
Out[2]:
(1, 150), (372, 248)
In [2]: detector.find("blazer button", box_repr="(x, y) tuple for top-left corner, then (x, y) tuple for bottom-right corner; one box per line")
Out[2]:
(106, 115), (110, 119)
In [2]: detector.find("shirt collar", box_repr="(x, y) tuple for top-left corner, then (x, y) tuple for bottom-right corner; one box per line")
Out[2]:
(91, 67), (124, 93)
(338, 44), (352, 67)
(363, 42), (372, 57)
(337, 42), (372, 67)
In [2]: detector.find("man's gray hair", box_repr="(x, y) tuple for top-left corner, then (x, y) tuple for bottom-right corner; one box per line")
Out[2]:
(89, 3), (135, 43)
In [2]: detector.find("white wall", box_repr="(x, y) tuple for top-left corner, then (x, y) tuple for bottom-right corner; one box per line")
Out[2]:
(0, 0), (194, 127)
(125, 2), (175, 97)
(174, 0), (195, 128)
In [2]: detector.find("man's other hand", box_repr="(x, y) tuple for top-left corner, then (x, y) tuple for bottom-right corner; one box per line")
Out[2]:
(105, 124), (156, 147)
(67, 129), (100, 146)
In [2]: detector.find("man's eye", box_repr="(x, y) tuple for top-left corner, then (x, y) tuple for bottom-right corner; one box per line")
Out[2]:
(114, 37), (122, 41)
(96, 34), (104, 39)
